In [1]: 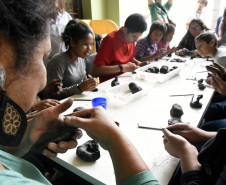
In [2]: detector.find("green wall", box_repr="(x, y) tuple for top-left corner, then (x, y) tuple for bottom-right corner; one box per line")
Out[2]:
(82, 0), (120, 27)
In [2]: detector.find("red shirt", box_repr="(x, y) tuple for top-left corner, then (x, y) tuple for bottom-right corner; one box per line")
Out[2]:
(93, 27), (135, 82)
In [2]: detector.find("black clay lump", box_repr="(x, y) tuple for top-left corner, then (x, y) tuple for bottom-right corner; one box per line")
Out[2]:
(129, 82), (142, 94)
(160, 65), (169, 74)
(170, 103), (184, 118)
(76, 140), (100, 162)
(111, 77), (120, 87)
(29, 125), (78, 155)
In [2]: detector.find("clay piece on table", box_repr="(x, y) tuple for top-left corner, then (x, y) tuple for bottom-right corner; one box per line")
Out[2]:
(73, 106), (85, 112)
(111, 76), (120, 87)
(198, 83), (206, 90)
(190, 95), (203, 108)
(170, 103), (184, 118)
(76, 140), (100, 162)
(170, 58), (186, 63)
(29, 125), (78, 155)
(160, 65), (169, 74)
(129, 82), (142, 94)
(168, 118), (181, 125)
(145, 66), (159, 73)
(92, 88), (98, 92)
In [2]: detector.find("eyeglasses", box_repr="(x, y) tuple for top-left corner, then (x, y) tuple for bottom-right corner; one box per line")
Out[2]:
(189, 26), (201, 31)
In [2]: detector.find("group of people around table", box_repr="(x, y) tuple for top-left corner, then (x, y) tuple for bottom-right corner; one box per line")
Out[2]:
(1, 0), (226, 185)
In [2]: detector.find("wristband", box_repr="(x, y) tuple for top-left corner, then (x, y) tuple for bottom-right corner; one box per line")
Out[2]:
(119, 64), (123, 72)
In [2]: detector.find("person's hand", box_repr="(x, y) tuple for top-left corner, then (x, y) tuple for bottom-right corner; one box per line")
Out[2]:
(191, 50), (199, 57)
(176, 48), (187, 56)
(28, 99), (82, 157)
(30, 99), (60, 111)
(162, 128), (194, 158)
(154, 49), (165, 58)
(43, 79), (63, 95)
(206, 62), (226, 77)
(166, 123), (213, 145)
(218, 38), (223, 47)
(123, 62), (140, 72)
(78, 78), (98, 92)
(132, 57), (142, 66)
(165, 46), (177, 55)
(209, 73), (226, 95)
(65, 106), (119, 150)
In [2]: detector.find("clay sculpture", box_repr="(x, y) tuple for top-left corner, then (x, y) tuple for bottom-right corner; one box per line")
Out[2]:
(190, 95), (203, 108)
(76, 140), (100, 162)
(29, 125), (78, 155)
(170, 103), (184, 118)
(111, 77), (120, 87)
(129, 82), (142, 94)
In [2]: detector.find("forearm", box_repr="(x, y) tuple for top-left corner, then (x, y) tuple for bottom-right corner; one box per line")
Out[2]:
(219, 17), (226, 40)
(92, 64), (121, 76)
(180, 145), (201, 173)
(108, 129), (149, 184)
(137, 54), (158, 62)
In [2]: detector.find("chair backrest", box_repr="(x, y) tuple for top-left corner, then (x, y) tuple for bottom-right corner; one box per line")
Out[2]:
(85, 52), (97, 77)
(89, 19), (119, 38)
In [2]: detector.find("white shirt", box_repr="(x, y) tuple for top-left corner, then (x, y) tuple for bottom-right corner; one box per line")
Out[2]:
(186, 9), (211, 29)
(214, 47), (226, 68)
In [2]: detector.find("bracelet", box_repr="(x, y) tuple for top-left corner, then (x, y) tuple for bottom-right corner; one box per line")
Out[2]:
(119, 64), (123, 72)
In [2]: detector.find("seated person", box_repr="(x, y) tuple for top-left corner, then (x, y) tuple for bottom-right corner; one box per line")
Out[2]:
(157, 23), (177, 56)
(195, 32), (226, 68)
(135, 21), (167, 63)
(92, 13), (147, 83)
(177, 18), (209, 57)
(0, 1), (160, 184)
(185, 0), (209, 30)
(200, 62), (226, 131)
(47, 19), (98, 100)
(163, 123), (226, 185)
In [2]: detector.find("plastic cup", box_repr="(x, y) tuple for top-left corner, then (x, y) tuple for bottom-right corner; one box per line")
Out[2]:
(91, 97), (107, 109)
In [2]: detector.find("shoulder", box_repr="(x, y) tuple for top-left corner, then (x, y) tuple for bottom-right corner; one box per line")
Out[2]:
(48, 52), (68, 67)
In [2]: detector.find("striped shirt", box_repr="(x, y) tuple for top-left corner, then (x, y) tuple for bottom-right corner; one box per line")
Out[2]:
(135, 36), (158, 62)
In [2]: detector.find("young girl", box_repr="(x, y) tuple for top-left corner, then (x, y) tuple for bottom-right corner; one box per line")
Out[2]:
(47, 19), (98, 100)
(177, 18), (209, 57)
(135, 21), (167, 63)
(157, 23), (177, 56)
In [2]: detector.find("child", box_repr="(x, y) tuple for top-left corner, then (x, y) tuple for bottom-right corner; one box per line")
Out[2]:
(157, 23), (177, 56)
(135, 21), (167, 63)
(195, 32), (226, 68)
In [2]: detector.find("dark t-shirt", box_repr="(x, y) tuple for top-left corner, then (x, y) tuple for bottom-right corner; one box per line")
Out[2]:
(224, 6), (226, 16)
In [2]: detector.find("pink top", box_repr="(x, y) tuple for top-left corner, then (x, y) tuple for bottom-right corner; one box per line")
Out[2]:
(157, 40), (170, 51)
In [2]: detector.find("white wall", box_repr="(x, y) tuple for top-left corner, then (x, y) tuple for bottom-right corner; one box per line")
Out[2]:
(118, 0), (224, 47)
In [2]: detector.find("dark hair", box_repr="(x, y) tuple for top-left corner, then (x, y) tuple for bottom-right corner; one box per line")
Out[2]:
(149, 21), (167, 36)
(198, 0), (208, 6)
(165, 23), (175, 36)
(62, 19), (93, 50)
(178, 18), (209, 50)
(124, 13), (147, 33)
(195, 32), (218, 47)
(0, 0), (56, 70)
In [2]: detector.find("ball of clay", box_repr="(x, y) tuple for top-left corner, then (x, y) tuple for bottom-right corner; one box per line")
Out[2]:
(198, 83), (206, 90)
(160, 65), (169, 74)
(153, 66), (159, 73)
(170, 103), (184, 118)
(129, 82), (142, 94)
(73, 107), (85, 112)
(76, 140), (100, 162)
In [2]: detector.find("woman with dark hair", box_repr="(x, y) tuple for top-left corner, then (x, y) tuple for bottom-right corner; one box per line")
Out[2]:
(47, 19), (98, 100)
(177, 18), (209, 57)
(135, 21), (167, 62)
(157, 23), (177, 56)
